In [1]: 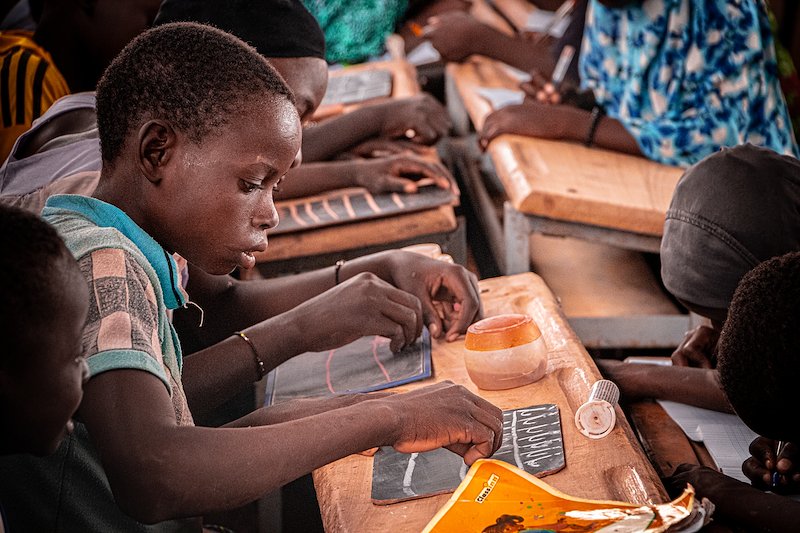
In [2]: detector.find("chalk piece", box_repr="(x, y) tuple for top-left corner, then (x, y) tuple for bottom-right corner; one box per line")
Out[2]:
(371, 404), (564, 504)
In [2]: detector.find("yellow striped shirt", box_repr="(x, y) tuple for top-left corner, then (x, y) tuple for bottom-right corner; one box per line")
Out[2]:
(0, 30), (69, 161)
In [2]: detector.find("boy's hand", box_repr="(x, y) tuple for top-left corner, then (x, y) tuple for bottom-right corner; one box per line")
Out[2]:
(384, 251), (482, 341)
(671, 325), (720, 368)
(378, 380), (503, 465)
(378, 95), (451, 145)
(479, 102), (577, 149)
(292, 272), (423, 353)
(424, 11), (488, 62)
(594, 359), (650, 401)
(743, 437), (800, 492)
(351, 154), (453, 194)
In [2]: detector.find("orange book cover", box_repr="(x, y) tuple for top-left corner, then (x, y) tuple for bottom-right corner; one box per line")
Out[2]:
(424, 460), (707, 533)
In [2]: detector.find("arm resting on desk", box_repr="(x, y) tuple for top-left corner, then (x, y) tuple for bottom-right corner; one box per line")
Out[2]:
(596, 360), (733, 413)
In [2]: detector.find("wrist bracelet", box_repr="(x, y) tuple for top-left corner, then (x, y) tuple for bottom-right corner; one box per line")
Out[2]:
(585, 106), (605, 147)
(235, 331), (267, 380)
(334, 259), (346, 285)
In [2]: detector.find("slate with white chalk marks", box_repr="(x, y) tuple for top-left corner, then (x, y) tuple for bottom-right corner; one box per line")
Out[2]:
(371, 404), (564, 504)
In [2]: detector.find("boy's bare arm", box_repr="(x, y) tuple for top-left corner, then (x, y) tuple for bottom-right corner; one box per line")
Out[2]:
(596, 360), (733, 413)
(667, 464), (800, 531)
(302, 95), (450, 162)
(79, 371), (502, 524)
(274, 154), (452, 200)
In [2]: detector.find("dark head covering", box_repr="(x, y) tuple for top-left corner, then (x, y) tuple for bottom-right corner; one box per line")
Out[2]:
(154, 0), (325, 59)
(661, 144), (800, 311)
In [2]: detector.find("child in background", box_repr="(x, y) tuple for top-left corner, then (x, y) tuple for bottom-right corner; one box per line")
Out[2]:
(0, 203), (89, 457)
(477, 0), (798, 167)
(667, 251), (800, 531)
(0, 0), (161, 160)
(597, 143), (800, 413)
(0, 23), (502, 532)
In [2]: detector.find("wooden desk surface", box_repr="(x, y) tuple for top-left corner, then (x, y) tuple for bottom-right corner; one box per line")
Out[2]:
(447, 57), (683, 236)
(313, 273), (667, 532)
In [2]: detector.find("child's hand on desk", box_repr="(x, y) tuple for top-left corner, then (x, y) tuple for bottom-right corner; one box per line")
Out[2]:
(292, 272), (424, 353)
(744, 438), (800, 492)
(377, 95), (451, 145)
(479, 102), (580, 148)
(671, 325), (720, 368)
(351, 154), (453, 194)
(376, 380), (503, 465)
(383, 251), (482, 341)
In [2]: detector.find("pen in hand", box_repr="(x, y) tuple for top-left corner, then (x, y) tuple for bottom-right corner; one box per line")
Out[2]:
(772, 440), (787, 488)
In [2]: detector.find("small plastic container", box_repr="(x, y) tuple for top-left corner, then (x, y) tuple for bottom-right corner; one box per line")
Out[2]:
(463, 313), (548, 390)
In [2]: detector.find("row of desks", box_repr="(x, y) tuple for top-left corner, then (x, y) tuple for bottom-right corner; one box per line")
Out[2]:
(246, 15), (720, 530)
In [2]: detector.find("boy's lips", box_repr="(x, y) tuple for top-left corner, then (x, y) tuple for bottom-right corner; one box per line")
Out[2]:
(237, 241), (267, 270)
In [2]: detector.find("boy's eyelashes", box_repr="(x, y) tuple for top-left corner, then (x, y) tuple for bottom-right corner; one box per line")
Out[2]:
(239, 176), (285, 194)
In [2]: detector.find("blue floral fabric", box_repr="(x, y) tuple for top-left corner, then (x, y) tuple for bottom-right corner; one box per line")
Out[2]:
(579, 0), (799, 167)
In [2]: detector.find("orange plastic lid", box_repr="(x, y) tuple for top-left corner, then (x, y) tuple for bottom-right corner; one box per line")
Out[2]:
(464, 314), (541, 351)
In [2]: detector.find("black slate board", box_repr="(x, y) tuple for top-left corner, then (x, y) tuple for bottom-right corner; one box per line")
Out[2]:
(371, 404), (564, 504)
(264, 329), (431, 406)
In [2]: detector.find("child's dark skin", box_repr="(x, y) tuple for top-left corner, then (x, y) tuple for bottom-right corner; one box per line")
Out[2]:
(84, 87), (501, 523)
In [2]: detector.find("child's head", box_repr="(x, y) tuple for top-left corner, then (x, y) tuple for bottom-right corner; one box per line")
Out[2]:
(0, 205), (89, 456)
(154, 0), (328, 123)
(717, 251), (800, 441)
(95, 22), (302, 275)
(661, 144), (800, 325)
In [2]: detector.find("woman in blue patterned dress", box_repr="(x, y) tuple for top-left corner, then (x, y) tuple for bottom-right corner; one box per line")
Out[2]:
(480, 0), (799, 167)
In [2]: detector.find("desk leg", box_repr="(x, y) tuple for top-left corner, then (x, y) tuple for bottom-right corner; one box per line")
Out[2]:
(445, 69), (471, 137)
(503, 201), (531, 274)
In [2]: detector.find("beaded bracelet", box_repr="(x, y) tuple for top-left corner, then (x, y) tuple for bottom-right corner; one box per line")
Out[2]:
(235, 331), (267, 380)
(585, 106), (605, 148)
(334, 259), (346, 285)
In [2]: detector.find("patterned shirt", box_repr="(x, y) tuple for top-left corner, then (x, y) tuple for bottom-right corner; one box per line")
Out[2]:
(579, 0), (799, 167)
(0, 30), (70, 161)
(303, 0), (408, 64)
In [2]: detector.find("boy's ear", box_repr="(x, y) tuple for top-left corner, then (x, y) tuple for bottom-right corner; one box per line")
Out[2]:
(137, 120), (177, 184)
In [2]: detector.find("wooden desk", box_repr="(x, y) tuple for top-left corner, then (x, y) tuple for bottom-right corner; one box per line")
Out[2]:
(313, 273), (667, 532)
(446, 57), (682, 267)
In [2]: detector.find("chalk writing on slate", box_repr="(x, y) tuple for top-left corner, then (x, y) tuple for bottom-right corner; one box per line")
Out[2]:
(320, 68), (393, 107)
(371, 404), (564, 504)
(270, 186), (457, 235)
(264, 329), (431, 406)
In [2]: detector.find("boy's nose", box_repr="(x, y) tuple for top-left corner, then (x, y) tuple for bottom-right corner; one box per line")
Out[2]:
(252, 198), (279, 231)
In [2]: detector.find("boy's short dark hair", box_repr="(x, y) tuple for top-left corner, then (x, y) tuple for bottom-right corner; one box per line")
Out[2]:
(0, 205), (74, 368)
(717, 251), (800, 440)
(95, 22), (295, 164)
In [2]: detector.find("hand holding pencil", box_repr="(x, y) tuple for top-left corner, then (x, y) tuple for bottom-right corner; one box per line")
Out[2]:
(743, 437), (800, 492)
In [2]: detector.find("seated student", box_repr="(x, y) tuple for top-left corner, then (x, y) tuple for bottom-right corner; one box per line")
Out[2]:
(476, 0), (799, 167)
(667, 252), (800, 531)
(0, 23), (502, 532)
(0, 0), (454, 208)
(0, 0), (161, 160)
(420, 0), (588, 83)
(597, 144), (800, 412)
(154, 0), (455, 200)
(0, 203), (89, 457)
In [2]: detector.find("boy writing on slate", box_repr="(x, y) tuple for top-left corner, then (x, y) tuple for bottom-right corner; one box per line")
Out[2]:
(668, 251), (800, 531)
(0, 23), (502, 532)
